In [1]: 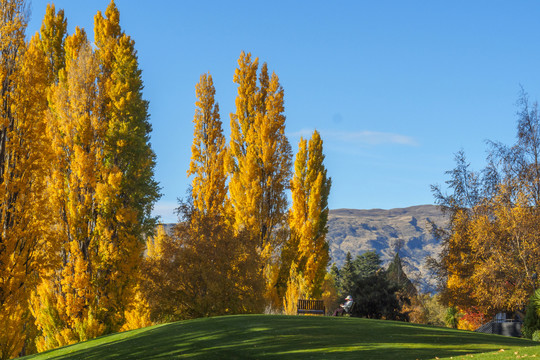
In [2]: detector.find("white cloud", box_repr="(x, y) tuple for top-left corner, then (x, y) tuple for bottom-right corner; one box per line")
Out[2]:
(289, 129), (418, 147)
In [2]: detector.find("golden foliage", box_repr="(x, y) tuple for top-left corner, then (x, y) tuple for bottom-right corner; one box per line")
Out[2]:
(120, 286), (153, 332)
(283, 263), (308, 315)
(321, 272), (339, 316)
(188, 73), (227, 217)
(38, 3), (66, 82)
(0, 2), (53, 356)
(32, 31), (106, 351)
(286, 131), (331, 298)
(228, 52), (292, 305)
(32, 1), (159, 349)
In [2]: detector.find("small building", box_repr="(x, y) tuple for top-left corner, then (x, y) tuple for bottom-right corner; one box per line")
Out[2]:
(475, 312), (523, 337)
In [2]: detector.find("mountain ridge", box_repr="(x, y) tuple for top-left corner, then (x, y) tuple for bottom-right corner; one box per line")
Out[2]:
(327, 204), (446, 291)
(159, 204), (447, 292)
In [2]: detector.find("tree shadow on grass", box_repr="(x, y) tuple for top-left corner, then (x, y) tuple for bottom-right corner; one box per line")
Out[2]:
(27, 316), (537, 360)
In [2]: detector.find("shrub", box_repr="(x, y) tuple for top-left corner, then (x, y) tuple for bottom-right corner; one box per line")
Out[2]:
(522, 289), (540, 339)
(349, 272), (409, 321)
(445, 307), (461, 329)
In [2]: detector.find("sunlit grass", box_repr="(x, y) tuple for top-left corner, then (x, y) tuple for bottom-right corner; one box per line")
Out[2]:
(21, 315), (537, 360)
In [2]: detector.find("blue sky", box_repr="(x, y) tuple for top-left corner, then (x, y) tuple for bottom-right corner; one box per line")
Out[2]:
(27, 1), (540, 223)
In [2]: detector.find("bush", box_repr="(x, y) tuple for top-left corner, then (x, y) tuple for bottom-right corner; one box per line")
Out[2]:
(349, 272), (409, 321)
(445, 307), (460, 329)
(522, 289), (540, 339)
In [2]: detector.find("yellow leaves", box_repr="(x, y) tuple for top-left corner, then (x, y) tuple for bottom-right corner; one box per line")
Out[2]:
(229, 52), (292, 270)
(189, 73), (228, 218)
(286, 130), (331, 299)
(283, 262), (308, 315)
(39, 3), (66, 82)
(0, 295), (26, 359)
(120, 287), (153, 332)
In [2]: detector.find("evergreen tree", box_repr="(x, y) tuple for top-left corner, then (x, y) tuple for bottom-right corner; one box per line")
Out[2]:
(338, 252), (356, 298)
(353, 251), (382, 279)
(386, 253), (417, 296)
(349, 271), (408, 321)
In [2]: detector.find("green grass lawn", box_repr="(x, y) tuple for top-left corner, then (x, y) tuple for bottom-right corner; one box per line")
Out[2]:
(20, 315), (540, 360)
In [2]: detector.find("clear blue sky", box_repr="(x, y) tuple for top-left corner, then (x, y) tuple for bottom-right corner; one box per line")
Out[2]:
(27, 1), (540, 223)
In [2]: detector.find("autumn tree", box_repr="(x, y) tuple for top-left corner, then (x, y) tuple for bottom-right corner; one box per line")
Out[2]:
(140, 201), (263, 321)
(188, 73), (227, 217)
(433, 90), (540, 317)
(179, 72), (265, 316)
(31, 28), (106, 352)
(139, 72), (264, 321)
(283, 130), (331, 299)
(430, 150), (482, 311)
(0, 1), (54, 358)
(92, 0), (160, 331)
(38, 3), (66, 82)
(228, 52), (292, 304)
(139, 225), (181, 322)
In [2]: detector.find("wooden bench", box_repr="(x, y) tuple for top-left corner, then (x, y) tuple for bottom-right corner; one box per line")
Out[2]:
(297, 299), (325, 316)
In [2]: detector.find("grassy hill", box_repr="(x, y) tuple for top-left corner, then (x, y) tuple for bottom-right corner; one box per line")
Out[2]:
(21, 315), (538, 360)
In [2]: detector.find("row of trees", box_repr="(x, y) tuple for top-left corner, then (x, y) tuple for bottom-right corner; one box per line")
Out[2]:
(138, 53), (332, 321)
(431, 90), (540, 331)
(0, 1), (332, 358)
(0, 1), (159, 358)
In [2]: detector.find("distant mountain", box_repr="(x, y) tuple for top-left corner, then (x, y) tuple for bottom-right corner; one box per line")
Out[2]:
(327, 205), (447, 292)
(158, 204), (447, 292)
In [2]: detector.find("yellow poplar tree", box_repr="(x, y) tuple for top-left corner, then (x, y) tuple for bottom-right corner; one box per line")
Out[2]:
(142, 73), (264, 320)
(38, 3), (66, 83)
(188, 73), (227, 217)
(228, 52), (292, 304)
(286, 130), (331, 298)
(0, 1), (52, 358)
(32, 28), (106, 351)
(93, 0), (160, 331)
(182, 72), (263, 316)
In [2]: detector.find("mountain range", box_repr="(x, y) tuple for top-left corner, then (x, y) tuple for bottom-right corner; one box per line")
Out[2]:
(160, 204), (447, 292)
(327, 205), (447, 292)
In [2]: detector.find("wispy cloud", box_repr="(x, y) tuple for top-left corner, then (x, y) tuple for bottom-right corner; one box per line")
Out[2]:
(152, 201), (178, 223)
(289, 129), (419, 147)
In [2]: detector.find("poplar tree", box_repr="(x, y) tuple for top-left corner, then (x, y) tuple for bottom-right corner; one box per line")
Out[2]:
(93, 0), (160, 330)
(31, 28), (106, 352)
(228, 52), (292, 303)
(38, 3), (66, 82)
(286, 130), (331, 298)
(188, 73), (227, 217)
(0, 1), (52, 358)
(140, 73), (264, 320)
